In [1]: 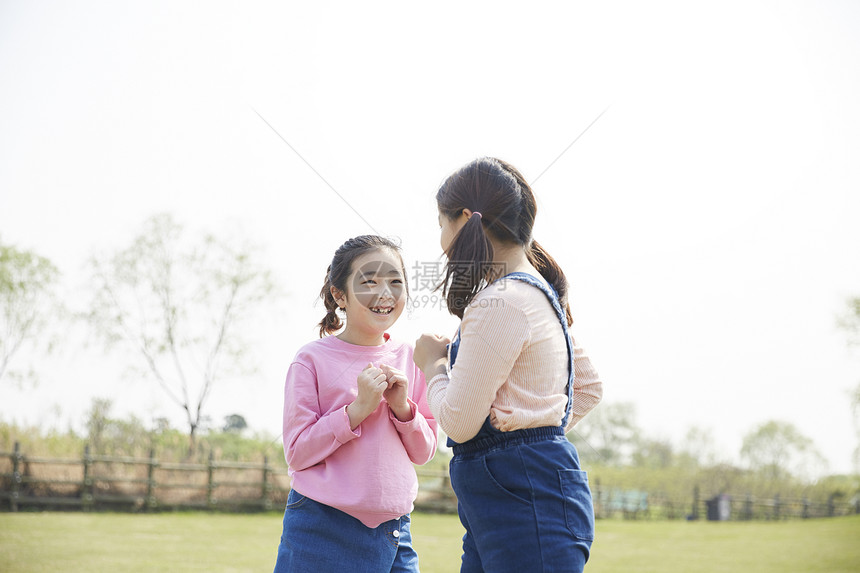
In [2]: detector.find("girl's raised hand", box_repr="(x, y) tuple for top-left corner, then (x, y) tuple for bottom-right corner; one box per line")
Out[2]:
(380, 364), (412, 422)
(346, 363), (388, 430)
(414, 333), (450, 376)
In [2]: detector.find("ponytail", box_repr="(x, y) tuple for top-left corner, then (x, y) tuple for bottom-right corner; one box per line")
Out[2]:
(317, 266), (344, 337)
(527, 240), (573, 326)
(439, 212), (494, 318)
(436, 157), (574, 325)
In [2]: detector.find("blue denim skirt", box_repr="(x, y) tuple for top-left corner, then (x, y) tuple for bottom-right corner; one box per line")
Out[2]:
(450, 427), (594, 573)
(273, 489), (419, 573)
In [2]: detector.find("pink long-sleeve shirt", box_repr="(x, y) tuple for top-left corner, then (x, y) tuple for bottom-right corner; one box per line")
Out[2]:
(282, 334), (437, 528)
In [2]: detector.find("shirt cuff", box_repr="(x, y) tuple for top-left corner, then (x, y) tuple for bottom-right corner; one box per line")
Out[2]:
(428, 373), (450, 388)
(333, 405), (361, 443)
(389, 399), (419, 431)
(426, 374), (450, 416)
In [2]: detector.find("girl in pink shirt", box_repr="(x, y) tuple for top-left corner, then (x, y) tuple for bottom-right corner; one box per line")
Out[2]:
(273, 235), (438, 573)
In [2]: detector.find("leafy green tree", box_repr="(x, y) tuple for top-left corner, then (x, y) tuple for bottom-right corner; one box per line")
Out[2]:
(0, 239), (60, 385)
(223, 414), (248, 434)
(83, 397), (153, 456)
(86, 214), (278, 455)
(837, 296), (860, 348)
(85, 397), (113, 452)
(677, 426), (723, 468)
(740, 420), (825, 481)
(569, 401), (640, 465)
(837, 296), (860, 473)
(632, 438), (674, 469)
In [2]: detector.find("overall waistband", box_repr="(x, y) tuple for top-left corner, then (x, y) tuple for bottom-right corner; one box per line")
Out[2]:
(452, 425), (565, 457)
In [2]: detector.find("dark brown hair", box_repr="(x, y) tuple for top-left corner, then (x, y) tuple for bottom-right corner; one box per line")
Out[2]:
(318, 235), (406, 337)
(436, 157), (573, 325)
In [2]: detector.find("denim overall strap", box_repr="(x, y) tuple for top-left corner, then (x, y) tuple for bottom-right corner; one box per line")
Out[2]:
(503, 272), (575, 427)
(447, 272), (575, 449)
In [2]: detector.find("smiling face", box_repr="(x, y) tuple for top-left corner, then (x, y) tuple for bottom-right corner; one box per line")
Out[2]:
(332, 248), (407, 345)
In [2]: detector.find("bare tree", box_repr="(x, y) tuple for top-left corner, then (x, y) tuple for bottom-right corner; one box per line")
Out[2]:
(87, 214), (278, 454)
(0, 239), (60, 384)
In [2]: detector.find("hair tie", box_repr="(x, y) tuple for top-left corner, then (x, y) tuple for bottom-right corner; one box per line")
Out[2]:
(472, 212), (482, 220)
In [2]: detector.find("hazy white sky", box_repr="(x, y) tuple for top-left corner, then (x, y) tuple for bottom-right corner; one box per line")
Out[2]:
(1, 1), (859, 474)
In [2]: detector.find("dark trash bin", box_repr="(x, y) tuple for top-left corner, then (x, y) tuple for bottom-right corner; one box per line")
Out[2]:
(706, 494), (730, 521)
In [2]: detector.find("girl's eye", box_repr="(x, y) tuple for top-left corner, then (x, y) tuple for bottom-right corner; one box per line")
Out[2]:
(362, 280), (377, 286)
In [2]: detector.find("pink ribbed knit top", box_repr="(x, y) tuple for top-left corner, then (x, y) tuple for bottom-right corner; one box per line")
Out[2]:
(427, 277), (603, 444)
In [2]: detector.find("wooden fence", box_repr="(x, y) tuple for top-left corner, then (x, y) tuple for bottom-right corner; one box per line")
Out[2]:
(0, 442), (455, 513)
(591, 484), (860, 521)
(0, 442), (288, 512)
(2, 443), (857, 519)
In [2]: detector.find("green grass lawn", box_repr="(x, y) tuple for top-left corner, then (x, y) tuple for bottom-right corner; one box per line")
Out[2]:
(1, 511), (858, 572)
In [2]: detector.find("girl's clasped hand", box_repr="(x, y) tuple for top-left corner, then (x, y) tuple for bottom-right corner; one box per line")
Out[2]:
(379, 364), (411, 419)
(349, 362), (412, 429)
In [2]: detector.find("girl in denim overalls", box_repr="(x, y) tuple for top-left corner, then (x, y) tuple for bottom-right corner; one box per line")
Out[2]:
(415, 158), (603, 572)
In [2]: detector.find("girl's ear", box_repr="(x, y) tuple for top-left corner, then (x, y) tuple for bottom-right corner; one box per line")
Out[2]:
(331, 285), (346, 308)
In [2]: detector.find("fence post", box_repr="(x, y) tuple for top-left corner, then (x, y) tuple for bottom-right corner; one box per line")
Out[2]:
(207, 452), (216, 509)
(743, 494), (753, 520)
(82, 445), (94, 511)
(146, 448), (158, 511)
(691, 485), (700, 520)
(11, 442), (22, 512)
(262, 456), (272, 510)
(802, 497), (809, 519)
(772, 494), (780, 520)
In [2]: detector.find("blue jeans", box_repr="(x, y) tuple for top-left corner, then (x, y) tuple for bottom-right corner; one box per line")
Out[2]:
(273, 489), (419, 573)
(450, 427), (594, 573)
